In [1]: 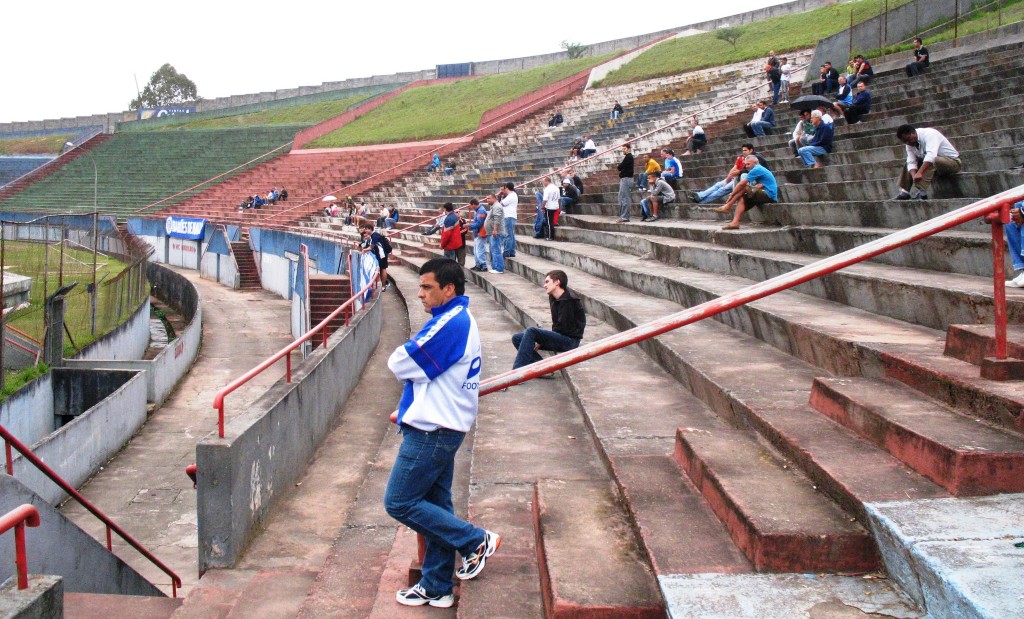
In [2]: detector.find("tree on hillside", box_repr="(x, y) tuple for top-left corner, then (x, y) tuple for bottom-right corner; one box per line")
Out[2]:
(129, 63), (200, 110)
(714, 26), (745, 48)
(561, 40), (589, 59)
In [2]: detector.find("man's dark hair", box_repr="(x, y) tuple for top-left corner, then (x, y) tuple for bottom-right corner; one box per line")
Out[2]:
(443, 202), (454, 212)
(504, 182), (515, 191)
(622, 143), (631, 150)
(913, 37), (923, 44)
(896, 124), (916, 140)
(359, 222), (374, 232)
(546, 269), (568, 291)
(664, 148), (675, 156)
(741, 143), (755, 152)
(854, 54), (864, 60)
(420, 258), (465, 296)
(469, 198), (479, 205)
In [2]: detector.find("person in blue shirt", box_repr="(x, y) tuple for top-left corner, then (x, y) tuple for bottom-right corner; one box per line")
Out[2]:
(841, 81), (872, 125)
(660, 148), (682, 182)
(385, 258), (501, 607)
(426, 152), (441, 173)
(797, 110), (835, 168)
(713, 155), (778, 230)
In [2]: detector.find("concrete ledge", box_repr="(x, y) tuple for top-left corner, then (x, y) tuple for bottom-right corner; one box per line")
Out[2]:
(0, 575), (62, 619)
(196, 294), (382, 572)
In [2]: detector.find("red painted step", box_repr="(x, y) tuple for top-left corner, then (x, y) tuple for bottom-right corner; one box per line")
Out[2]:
(810, 376), (1024, 495)
(64, 592), (181, 619)
(944, 324), (1024, 365)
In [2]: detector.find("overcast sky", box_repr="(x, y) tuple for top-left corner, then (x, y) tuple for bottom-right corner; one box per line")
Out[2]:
(1, 0), (790, 124)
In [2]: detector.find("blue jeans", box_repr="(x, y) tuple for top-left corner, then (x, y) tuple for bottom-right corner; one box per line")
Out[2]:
(559, 197), (576, 211)
(636, 173), (649, 191)
(473, 233), (488, 268)
(504, 217), (517, 257)
(798, 145), (829, 167)
(770, 81), (781, 104)
(750, 121), (774, 137)
(511, 327), (581, 369)
(1007, 217), (1024, 273)
(384, 426), (484, 597)
(489, 235), (506, 272)
(697, 179), (735, 203)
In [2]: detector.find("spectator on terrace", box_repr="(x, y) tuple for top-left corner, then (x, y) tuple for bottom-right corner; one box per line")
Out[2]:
(843, 58), (858, 82)
(253, 194), (265, 208)
(483, 194), (506, 273)
(661, 149), (682, 184)
(510, 269), (586, 373)
(789, 110), (815, 157)
(426, 153), (441, 173)
(832, 76), (853, 116)
(779, 57), (793, 103)
(541, 176), (561, 240)
(811, 62), (840, 96)
(905, 38), (929, 77)
(324, 201), (341, 218)
(468, 199), (489, 272)
(682, 119), (706, 156)
(611, 102), (624, 120)
(359, 223), (391, 290)
(549, 111), (564, 127)
(568, 137), (584, 161)
(580, 136), (597, 158)
(765, 51), (782, 105)
(711, 155), (778, 230)
(279, 187), (288, 201)
(559, 178), (580, 213)
(616, 143), (635, 223)
(1005, 203), (1024, 287)
(816, 104), (835, 125)
(744, 101), (776, 138)
(266, 189), (277, 205)
(641, 173), (674, 222)
(893, 124), (961, 201)
(571, 168), (585, 197)
(444, 160), (457, 176)
(841, 82), (872, 125)
(344, 203), (357, 226)
(688, 143), (768, 204)
(797, 110), (834, 168)
(439, 204), (465, 264)
(849, 54), (873, 87)
(499, 182), (519, 258)
(636, 154), (661, 192)
(426, 203), (458, 235)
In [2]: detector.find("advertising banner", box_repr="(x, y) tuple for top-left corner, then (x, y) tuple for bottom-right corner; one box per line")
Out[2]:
(138, 106), (196, 120)
(165, 216), (206, 240)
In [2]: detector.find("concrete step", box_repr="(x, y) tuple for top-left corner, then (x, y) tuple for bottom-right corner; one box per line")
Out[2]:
(944, 323), (1024, 365)
(809, 376), (1024, 495)
(65, 592), (182, 619)
(533, 480), (664, 618)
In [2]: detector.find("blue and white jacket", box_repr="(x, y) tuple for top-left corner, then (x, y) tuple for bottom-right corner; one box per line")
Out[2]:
(388, 295), (482, 432)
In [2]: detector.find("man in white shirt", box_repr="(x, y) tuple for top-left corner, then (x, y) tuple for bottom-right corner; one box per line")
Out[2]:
(541, 176), (561, 241)
(893, 124), (961, 200)
(779, 57), (793, 103)
(581, 136), (597, 158)
(498, 182), (519, 258)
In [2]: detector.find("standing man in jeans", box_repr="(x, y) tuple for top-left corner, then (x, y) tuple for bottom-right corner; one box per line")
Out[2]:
(617, 143), (635, 223)
(499, 182), (519, 258)
(511, 269), (586, 375)
(386, 258), (501, 608)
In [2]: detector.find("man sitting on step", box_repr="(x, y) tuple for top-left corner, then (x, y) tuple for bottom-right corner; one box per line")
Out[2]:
(713, 155), (778, 230)
(797, 110), (834, 169)
(641, 173), (675, 222)
(893, 124), (961, 201)
(688, 144), (769, 205)
(510, 269), (586, 374)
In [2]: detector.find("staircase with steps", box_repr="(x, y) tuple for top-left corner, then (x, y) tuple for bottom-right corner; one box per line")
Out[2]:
(231, 240), (261, 289)
(307, 274), (352, 346)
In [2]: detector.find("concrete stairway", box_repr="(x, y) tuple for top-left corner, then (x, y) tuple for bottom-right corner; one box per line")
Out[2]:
(230, 241), (261, 289)
(307, 274), (351, 346)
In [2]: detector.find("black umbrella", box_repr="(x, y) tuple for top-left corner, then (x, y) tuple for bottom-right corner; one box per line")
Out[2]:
(789, 95), (833, 112)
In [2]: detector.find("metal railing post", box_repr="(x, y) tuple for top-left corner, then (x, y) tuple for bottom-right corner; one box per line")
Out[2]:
(1, 504), (41, 590)
(989, 202), (1011, 359)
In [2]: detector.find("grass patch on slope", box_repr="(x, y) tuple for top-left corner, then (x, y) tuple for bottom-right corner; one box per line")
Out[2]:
(308, 54), (618, 148)
(872, 0), (1024, 55)
(597, 0), (913, 87)
(149, 95), (372, 130)
(0, 135), (74, 155)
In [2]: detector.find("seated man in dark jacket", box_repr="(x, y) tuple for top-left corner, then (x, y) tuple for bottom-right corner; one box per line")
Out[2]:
(811, 62), (840, 95)
(510, 269), (586, 374)
(797, 110), (835, 168)
(842, 82), (872, 125)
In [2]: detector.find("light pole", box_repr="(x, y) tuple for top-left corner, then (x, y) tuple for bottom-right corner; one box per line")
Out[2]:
(65, 141), (96, 212)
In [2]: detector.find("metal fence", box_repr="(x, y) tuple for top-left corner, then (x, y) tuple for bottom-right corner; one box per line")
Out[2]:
(0, 214), (151, 369)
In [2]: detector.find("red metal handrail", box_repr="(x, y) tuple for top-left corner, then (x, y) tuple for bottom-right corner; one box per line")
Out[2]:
(6, 325), (43, 347)
(4, 337), (38, 356)
(212, 276), (379, 437)
(475, 187), (1024, 394)
(0, 504), (41, 589)
(0, 424), (182, 596)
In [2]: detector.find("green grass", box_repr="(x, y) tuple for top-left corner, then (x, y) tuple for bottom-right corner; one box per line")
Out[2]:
(870, 0), (1024, 56)
(2, 363), (49, 402)
(3, 240), (134, 346)
(308, 54), (619, 148)
(0, 135), (74, 155)
(597, 0), (914, 87)
(147, 95), (372, 130)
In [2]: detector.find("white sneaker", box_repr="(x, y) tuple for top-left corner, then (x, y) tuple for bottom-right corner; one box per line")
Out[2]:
(1009, 272), (1024, 288)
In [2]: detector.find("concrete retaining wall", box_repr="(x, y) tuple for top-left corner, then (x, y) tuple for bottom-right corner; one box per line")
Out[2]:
(74, 297), (150, 362)
(0, 377), (54, 449)
(196, 292), (383, 572)
(65, 263), (203, 406)
(0, 475), (163, 596)
(11, 369), (148, 506)
(201, 250), (240, 289)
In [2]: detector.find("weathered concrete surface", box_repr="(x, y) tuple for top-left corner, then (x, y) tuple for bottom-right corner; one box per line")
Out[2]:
(64, 592), (181, 618)
(0, 575), (62, 619)
(866, 494), (1024, 619)
(660, 573), (922, 619)
(59, 269), (295, 597)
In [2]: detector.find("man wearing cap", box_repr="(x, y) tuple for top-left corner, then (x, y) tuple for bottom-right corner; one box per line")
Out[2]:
(559, 177), (580, 213)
